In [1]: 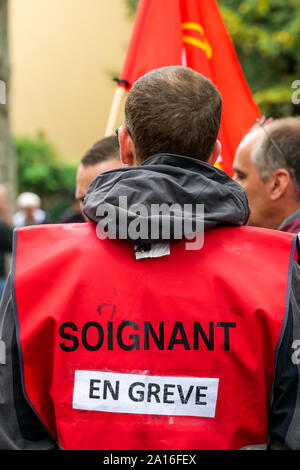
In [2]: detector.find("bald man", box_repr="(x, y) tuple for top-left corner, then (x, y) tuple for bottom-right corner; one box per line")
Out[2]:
(233, 118), (300, 233)
(233, 129), (269, 228)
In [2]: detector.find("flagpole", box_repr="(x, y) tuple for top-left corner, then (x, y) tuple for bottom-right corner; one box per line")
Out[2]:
(104, 86), (127, 137)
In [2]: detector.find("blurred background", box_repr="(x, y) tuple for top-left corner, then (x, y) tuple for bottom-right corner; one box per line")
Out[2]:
(1, 0), (300, 221)
(0, 0), (299, 240)
(1, 0), (134, 222)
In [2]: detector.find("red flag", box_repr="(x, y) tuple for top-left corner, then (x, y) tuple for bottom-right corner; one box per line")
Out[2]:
(118, 0), (260, 176)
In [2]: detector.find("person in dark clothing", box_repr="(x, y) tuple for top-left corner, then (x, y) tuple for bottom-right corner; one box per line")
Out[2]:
(0, 220), (12, 296)
(76, 135), (123, 214)
(233, 117), (300, 234)
(61, 137), (123, 224)
(0, 185), (12, 298)
(59, 195), (85, 224)
(0, 67), (300, 450)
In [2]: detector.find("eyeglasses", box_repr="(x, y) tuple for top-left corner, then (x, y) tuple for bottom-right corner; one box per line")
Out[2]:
(256, 117), (286, 161)
(115, 127), (133, 139)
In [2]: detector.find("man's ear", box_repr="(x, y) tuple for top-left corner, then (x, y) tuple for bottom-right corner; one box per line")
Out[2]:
(268, 168), (290, 201)
(118, 125), (138, 166)
(207, 140), (221, 166)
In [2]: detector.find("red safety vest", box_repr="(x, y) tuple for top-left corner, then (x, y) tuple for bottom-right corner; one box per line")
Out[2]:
(12, 222), (296, 450)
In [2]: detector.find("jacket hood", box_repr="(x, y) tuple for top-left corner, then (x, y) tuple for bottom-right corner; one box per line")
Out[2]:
(83, 153), (250, 245)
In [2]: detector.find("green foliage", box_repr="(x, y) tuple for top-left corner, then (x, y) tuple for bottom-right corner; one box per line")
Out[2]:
(125, 0), (138, 16)
(219, 0), (300, 117)
(124, 0), (300, 118)
(14, 135), (77, 222)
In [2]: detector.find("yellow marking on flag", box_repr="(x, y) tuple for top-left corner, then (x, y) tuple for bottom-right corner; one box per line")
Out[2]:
(181, 23), (213, 59)
(182, 22), (205, 36)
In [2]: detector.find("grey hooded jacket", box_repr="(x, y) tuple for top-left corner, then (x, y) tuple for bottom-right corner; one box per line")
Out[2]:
(0, 154), (300, 450)
(83, 154), (250, 245)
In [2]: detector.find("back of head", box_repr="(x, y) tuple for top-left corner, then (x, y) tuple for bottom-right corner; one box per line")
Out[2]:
(81, 135), (120, 166)
(252, 117), (300, 200)
(124, 66), (222, 163)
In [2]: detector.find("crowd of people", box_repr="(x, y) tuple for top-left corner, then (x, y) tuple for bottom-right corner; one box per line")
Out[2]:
(0, 135), (123, 297)
(0, 66), (300, 450)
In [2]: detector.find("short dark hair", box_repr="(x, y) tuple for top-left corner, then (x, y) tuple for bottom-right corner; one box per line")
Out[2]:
(81, 135), (120, 166)
(252, 117), (300, 200)
(124, 66), (222, 163)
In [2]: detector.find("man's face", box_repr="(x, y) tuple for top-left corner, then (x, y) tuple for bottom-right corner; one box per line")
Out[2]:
(76, 159), (123, 207)
(23, 206), (36, 220)
(233, 133), (272, 228)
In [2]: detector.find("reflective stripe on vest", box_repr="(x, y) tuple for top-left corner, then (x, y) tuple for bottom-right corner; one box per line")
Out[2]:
(12, 223), (296, 450)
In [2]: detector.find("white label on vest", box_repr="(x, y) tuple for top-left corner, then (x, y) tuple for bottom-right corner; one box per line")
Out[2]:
(72, 370), (219, 418)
